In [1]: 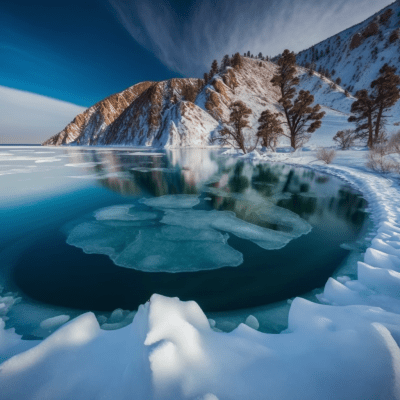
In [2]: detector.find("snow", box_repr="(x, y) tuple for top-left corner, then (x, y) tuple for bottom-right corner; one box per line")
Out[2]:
(39, 315), (70, 331)
(1, 292), (400, 399)
(245, 315), (260, 330)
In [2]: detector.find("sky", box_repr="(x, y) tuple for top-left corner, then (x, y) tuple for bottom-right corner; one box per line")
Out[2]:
(0, 0), (395, 143)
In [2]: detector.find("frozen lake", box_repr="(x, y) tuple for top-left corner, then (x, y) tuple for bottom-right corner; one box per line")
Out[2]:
(0, 146), (369, 337)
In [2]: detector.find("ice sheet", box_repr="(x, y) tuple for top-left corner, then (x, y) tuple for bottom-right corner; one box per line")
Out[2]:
(161, 209), (311, 250)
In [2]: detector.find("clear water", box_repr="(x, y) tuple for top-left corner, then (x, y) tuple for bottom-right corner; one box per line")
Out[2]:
(0, 146), (369, 336)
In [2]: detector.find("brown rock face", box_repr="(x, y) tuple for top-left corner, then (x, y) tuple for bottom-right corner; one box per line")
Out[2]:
(42, 81), (154, 145)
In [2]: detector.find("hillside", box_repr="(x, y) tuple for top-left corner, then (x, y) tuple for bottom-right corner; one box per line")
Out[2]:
(296, 0), (400, 113)
(43, 57), (352, 148)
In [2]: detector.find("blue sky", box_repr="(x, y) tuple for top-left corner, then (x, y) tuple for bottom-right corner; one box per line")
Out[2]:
(0, 0), (179, 107)
(1, 0), (394, 108)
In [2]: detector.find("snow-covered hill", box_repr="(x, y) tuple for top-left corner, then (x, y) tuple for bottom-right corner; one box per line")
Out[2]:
(296, 0), (400, 121)
(43, 57), (353, 148)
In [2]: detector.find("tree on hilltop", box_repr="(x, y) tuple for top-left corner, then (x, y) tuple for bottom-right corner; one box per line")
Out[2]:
(221, 55), (231, 70)
(232, 52), (243, 69)
(208, 60), (219, 80)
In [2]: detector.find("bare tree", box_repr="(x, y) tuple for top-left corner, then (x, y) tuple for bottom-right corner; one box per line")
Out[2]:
(333, 129), (358, 149)
(387, 131), (400, 154)
(316, 148), (336, 164)
(366, 146), (400, 173)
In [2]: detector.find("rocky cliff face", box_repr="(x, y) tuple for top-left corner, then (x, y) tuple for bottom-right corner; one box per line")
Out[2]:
(43, 57), (351, 148)
(43, 81), (154, 145)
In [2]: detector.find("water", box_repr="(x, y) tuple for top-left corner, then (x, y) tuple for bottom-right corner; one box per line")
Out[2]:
(0, 146), (369, 336)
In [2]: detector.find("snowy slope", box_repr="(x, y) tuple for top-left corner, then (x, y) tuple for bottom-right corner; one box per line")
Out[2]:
(44, 58), (353, 148)
(296, 0), (400, 122)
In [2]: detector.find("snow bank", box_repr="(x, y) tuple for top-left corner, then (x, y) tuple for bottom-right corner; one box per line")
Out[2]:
(1, 293), (399, 400)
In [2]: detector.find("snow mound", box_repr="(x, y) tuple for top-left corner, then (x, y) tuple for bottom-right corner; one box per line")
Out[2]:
(1, 294), (399, 400)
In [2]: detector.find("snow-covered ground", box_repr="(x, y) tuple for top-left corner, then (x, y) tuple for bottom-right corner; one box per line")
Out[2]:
(0, 147), (399, 400)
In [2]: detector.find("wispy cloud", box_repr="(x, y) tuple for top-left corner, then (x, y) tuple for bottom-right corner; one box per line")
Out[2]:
(109, 0), (393, 77)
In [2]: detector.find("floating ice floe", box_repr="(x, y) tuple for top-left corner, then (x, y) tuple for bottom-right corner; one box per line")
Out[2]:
(67, 192), (311, 272)
(140, 194), (201, 209)
(67, 220), (243, 272)
(40, 315), (70, 330)
(94, 205), (157, 222)
(127, 152), (164, 156)
(161, 209), (310, 250)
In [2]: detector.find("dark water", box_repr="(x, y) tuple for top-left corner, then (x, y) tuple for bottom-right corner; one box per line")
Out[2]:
(0, 147), (368, 316)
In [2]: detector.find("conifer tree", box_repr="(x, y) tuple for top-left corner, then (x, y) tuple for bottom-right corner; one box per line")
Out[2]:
(213, 101), (253, 153)
(271, 49), (325, 149)
(232, 52), (243, 69)
(221, 55), (231, 70)
(348, 64), (400, 147)
(256, 110), (283, 151)
(371, 64), (400, 142)
(348, 90), (375, 148)
(203, 72), (209, 85)
(208, 60), (219, 82)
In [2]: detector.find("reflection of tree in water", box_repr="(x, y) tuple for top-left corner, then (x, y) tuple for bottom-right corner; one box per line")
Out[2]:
(209, 161), (366, 229)
(277, 195), (318, 217)
(228, 162), (250, 193)
(66, 149), (367, 230)
(332, 190), (367, 226)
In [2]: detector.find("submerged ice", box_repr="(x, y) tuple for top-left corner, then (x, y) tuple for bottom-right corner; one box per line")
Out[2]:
(67, 194), (311, 272)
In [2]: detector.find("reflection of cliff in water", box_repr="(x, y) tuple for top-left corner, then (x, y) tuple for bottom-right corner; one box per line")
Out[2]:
(65, 149), (219, 197)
